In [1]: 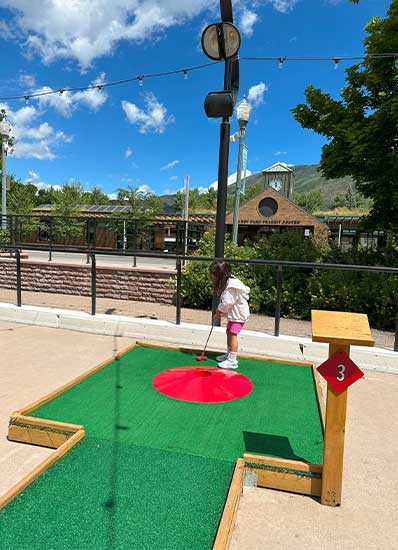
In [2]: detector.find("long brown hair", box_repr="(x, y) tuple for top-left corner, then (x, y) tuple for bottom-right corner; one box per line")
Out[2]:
(209, 261), (231, 296)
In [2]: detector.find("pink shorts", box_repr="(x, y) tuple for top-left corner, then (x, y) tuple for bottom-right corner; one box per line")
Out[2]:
(227, 321), (245, 335)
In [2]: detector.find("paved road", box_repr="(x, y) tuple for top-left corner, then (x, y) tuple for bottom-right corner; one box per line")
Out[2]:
(22, 250), (176, 270)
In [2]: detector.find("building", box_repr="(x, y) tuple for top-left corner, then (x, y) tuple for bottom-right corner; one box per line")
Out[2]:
(225, 187), (328, 242)
(316, 215), (386, 250)
(12, 205), (214, 252)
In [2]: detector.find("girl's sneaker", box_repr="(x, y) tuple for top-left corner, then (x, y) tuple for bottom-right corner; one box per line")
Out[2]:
(218, 356), (238, 369)
(216, 352), (229, 362)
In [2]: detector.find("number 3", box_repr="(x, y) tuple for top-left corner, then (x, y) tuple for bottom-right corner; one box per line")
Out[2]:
(336, 364), (346, 382)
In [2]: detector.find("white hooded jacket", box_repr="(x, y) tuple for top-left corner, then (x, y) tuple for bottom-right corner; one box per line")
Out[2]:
(218, 277), (250, 323)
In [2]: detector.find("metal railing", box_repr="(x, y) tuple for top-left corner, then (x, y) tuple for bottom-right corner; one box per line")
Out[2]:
(1, 243), (398, 351)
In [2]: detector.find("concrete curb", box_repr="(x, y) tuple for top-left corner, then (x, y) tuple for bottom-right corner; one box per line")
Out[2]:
(1, 302), (396, 374)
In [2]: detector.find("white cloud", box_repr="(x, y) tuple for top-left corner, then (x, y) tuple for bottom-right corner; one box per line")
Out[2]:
(0, 0), (214, 69)
(25, 171), (61, 192)
(107, 193), (118, 200)
(137, 184), (153, 194)
(266, 1), (298, 13)
(161, 160), (180, 171)
(0, 101), (73, 160)
(274, 151), (287, 156)
(247, 82), (268, 108)
(18, 73), (37, 89)
(28, 170), (40, 181)
(0, 19), (15, 39)
(239, 9), (258, 37)
(34, 73), (107, 117)
(209, 170), (252, 191)
(169, 175), (178, 181)
(0, 1), (299, 69)
(125, 147), (133, 159)
(122, 93), (175, 134)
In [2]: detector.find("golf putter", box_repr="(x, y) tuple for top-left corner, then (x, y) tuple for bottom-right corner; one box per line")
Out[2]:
(196, 324), (214, 361)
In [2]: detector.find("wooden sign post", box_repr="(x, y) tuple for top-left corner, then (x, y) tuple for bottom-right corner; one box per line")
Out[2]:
(311, 310), (374, 507)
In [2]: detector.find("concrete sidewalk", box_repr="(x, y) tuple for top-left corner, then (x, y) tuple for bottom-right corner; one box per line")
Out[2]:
(0, 288), (395, 351)
(1, 322), (397, 549)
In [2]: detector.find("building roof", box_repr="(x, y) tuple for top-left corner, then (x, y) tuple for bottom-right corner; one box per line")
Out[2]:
(262, 162), (293, 173)
(32, 204), (215, 224)
(225, 186), (327, 231)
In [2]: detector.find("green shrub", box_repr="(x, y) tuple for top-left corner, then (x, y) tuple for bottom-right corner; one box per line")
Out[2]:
(182, 230), (398, 330)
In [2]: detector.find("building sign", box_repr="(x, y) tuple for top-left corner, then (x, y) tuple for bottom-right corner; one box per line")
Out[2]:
(239, 219), (301, 225)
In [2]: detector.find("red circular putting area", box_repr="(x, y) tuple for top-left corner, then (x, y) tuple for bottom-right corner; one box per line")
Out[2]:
(152, 367), (253, 403)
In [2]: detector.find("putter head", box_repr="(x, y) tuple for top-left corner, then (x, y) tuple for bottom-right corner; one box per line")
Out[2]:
(196, 355), (207, 361)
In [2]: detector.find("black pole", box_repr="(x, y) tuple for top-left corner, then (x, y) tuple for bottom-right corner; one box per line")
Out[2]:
(274, 266), (283, 337)
(16, 248), (22, 307)
(176, 259), (182, 325)
(91, 253), (96, 316)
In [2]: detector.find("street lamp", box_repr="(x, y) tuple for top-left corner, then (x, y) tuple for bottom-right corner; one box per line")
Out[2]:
(232, 97), (251, 243)
(0, 119), (11, 231)
(201, 0), (240, 260)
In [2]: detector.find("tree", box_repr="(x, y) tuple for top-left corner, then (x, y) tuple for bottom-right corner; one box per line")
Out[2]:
(52, 182), (84, 241)
(292, 0), (398, 230)
(173, 191), (184, 214)
(292, 191), (323, 213)
(116, 186), (163, 218)
(35, 187), (60, 206)
(83, 186), (110, 205)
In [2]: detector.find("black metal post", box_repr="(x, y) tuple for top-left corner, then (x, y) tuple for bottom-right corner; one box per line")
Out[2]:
(176, 258), (182, 325)
(274, 266), (283, 337)
(16, 248), (22, 307)
(394, 312), (398, 352)
(48, 218), (53, 261)
(91, 253), (96, 316)
(133, 220), (137, 267)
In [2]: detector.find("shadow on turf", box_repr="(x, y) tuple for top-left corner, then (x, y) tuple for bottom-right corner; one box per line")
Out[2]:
(243, 431), (308, 462)
(103, 336), (127, 549)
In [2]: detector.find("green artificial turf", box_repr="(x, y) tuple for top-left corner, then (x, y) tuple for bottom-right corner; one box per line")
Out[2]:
(0, 345), (324, 550)
(0, 438), (233, 550)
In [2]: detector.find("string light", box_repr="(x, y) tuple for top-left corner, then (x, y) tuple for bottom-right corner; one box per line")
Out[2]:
(334, 58), (340, 70)
(0, 54), (397, 102)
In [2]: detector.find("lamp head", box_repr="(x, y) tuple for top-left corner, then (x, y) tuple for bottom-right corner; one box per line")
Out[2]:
(237, 98), (251, 129)
(201, 22), (240, 61)
(0, 120), (11, 138)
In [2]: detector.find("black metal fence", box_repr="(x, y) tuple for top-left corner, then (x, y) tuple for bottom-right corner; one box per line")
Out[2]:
(2, 243), (398, 352)
(3, 214), (212, 254)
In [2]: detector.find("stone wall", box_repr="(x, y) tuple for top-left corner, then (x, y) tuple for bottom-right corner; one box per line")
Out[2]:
(0, 259), (176, 304)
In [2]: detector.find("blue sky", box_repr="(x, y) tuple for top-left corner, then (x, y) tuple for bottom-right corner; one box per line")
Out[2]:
(0, 0), (392, 198)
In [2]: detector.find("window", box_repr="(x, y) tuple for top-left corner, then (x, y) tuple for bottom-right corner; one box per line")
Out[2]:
(258, 197), (278, 217)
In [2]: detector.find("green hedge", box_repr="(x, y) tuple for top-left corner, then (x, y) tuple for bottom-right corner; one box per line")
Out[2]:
(182, 230), (398, 331)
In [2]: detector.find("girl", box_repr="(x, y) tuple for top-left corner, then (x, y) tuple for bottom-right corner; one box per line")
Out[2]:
(209, 260), (250, 369)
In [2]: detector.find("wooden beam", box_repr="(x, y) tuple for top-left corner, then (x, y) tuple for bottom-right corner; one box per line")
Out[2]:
(312, 310), (374, 347)
(312, 366), (326, 429)
(243, 454), (322, 497)
(8, 415), (83, 449)
(321, 343), (349, 506)
(213, 459), (244, 550)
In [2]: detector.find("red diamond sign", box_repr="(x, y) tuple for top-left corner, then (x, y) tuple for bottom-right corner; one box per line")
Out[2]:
(317, 351), (364, 394)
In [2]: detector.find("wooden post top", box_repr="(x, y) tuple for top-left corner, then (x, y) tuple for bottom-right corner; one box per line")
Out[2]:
(311, 310), (375, 347)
